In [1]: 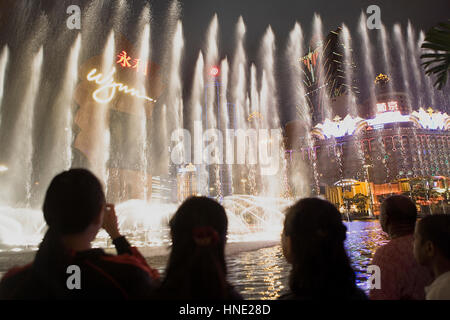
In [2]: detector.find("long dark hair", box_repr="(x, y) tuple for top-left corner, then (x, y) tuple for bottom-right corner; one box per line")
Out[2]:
(31, 169), (106, 298)
(283, 198), (357, 299)
(158, 196), (230, 300)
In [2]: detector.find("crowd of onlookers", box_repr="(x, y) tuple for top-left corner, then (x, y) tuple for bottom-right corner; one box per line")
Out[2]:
(0, 168), (449, 300)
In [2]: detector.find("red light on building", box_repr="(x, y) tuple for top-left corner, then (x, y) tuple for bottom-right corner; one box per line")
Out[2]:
(376, 103), (387, 113)
(210, 66), (220, 77)
(387, 101), (398, 112)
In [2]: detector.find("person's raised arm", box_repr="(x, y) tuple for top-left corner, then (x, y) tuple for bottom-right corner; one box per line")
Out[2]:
(102, 203), (160, 280)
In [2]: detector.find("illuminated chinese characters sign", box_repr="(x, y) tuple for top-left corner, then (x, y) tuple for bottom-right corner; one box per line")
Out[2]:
(376, 101), (398, 113)
(116, 50), (148, 76)
(86, 68), (156, 104)
(85, 50), (156, 104)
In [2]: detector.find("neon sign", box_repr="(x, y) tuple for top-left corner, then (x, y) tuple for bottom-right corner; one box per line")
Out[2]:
(376, 103), (386, 113)
(116, 51), (148, 76)
(86, 68), (156, 104)
(388, 101), (398, 112)
(376, 101), (398, 114)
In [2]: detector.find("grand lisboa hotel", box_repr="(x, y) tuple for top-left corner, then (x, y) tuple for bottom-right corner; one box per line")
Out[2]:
(285, 74), (450, 215)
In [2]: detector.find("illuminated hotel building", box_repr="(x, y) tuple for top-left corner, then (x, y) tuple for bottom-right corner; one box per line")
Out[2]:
(285, 74), (450, 214)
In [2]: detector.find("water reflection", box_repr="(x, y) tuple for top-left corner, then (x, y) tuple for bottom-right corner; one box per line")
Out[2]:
(226, 220), (388, 299)
(344, 221), (388, 293)
(226, 246), (290, 300)
(0, 221), (387, 300)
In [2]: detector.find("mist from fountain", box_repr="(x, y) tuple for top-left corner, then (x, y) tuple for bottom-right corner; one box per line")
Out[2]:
(393, 24), (413, 114)
(358, 13), (376, 116)
(167, 21), (184, 158)
(219, 58), (232, 195)
(37, 36), (82, 199)
(205, 14), (220, 131)
(90, 31), (114, 191)
(378, 25), (395, 96)
(284, 22), (314, 197)
(312, 14), (332, 121)
(6, 48), (44, 207)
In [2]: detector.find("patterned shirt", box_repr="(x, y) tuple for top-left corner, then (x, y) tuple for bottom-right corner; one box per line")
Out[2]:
(369, 234), (433, 300)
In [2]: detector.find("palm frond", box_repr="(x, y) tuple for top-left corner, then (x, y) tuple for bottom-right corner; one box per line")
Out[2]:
(420, 20), (450, 90)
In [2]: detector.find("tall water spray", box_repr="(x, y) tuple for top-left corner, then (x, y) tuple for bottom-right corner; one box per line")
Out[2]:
(378, 24), (394, 94)
(136, 20), (152, 201)
(340, 25), (358, 117)
(189, 51), (206, 194)
(168, 21), (184, 139)
(5, 48), (44, 206)
(219, 58), (232, 195)
(393, 24), (413, 113)
(231, 16), (247, 131)
(340, 24), (368, 185)
(285, 22), (314, 197)
(0, 46), (9, 129)
(259, 26), (278, 129)
(38, 35), (81, 197)
(259, 26), (285, 197)
(204, 15), (220, 131)
(358, 13), (390, 182)
(358, 13), (376, 115)
(311, 14), (332, 121)
(82, 31), (115, 189)
(417, 31), (436, 107)
(230, 17), (249, 196)
(189, 51), (205, 136)
(203, 15), (221, 197)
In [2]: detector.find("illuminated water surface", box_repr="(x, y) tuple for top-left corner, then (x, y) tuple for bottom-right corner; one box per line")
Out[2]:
(0, 220), (387, 300)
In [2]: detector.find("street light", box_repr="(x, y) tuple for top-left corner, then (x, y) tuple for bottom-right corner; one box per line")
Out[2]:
(363, 164), (374, 217)
(0, 165), (8, 173)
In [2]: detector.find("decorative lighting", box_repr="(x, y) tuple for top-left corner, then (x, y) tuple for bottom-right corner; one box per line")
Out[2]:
(375, 73), (389, 84)
(210, 66), (220, 77)
(86, 68), (156, 104)
(248, 111), (263, 122)
(312, 108), (449, 139)
(313, 114), (364, 138)
(411, 108), (450, 130)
